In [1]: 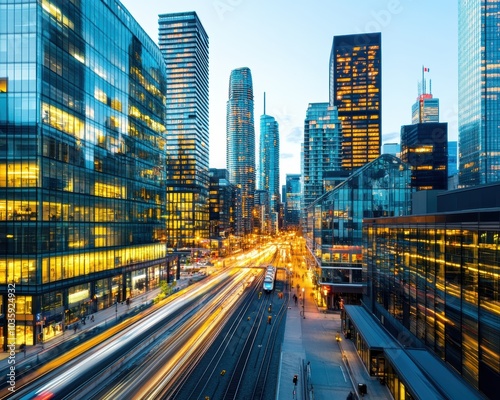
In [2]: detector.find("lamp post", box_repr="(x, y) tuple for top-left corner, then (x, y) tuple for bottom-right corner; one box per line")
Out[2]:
(302, 287), (305, 319)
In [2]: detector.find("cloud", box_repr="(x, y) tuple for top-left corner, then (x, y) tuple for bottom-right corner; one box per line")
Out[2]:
(285, 126), (302, 144)
(382, 131), (400, 143)
(280, 152), (295, 160)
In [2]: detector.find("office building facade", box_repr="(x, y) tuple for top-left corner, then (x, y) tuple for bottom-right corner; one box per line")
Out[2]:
(258, 108), (280, 233)
(284, 174), (301, 229)
(412, 94), (439, 124)
(458, 0), (500, 186)
(0, 0), (175, 348)
(226, 67), (255, 235)
(363, 185), (500, 399)
(330, 33), (382, 171)
(208, 168), (235, 256)
(302, 103), (342, 212)
(158, 12), (210, 248)
(400, 122), (448, 190)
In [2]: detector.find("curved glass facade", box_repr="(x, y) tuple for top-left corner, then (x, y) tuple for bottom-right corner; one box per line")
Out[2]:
(226, 67), (255, 235)
(0, 0), (173, 348)
(305, 155), (412, 306)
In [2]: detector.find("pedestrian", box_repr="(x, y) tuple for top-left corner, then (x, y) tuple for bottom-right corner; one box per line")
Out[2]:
(90, 315), (94, 322)
(73, 324), (77, 333)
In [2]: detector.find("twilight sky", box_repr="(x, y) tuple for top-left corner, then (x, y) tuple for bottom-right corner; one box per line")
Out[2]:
(119, 0), (458, 185)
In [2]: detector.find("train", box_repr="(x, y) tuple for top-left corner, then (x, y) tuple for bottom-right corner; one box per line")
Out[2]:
(263, 265), (276, 293)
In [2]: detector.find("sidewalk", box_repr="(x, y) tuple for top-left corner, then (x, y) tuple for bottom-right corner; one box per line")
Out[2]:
(0, 276), (193, 373)
(277, 270), (392, 400)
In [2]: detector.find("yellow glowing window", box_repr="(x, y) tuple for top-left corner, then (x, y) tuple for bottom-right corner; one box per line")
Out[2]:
(0, 78), (7, 93)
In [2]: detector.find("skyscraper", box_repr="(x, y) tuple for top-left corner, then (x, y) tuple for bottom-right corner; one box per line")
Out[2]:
(158, 12), (210, 248)
(226, 67), (255, 235)
(258, 93), (280, 233)
(284, 174), (301, 229)
(302, 103), (342, 212)
(411, 67), (439, 124)
(0, 0), (174, 347)
(330, 33), (382, 171)
(459, 0), (500, 186)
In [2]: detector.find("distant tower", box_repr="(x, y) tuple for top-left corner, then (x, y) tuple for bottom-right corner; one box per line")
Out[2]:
(411, 66), (439, 124)
(330, 33), (382, 170)
(258, 93), (280, 234)
(226, 67), (255, 235)
(302, 103), (342, 211)
(159, 12), (210, 248)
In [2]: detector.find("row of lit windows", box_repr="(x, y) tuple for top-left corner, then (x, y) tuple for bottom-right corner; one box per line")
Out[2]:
(0, 242), (165, 285)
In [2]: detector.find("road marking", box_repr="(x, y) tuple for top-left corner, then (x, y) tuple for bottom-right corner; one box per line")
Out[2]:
(340, 365), (347, 382)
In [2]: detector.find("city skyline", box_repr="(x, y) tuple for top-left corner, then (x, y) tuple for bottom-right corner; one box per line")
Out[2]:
(120, 0), (458, 185)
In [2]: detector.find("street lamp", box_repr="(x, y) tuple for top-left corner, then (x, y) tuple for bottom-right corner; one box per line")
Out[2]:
(302, 287), (305, 319)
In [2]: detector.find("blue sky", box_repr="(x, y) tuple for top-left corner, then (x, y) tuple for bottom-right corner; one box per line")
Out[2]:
(120, 0), (458, 185)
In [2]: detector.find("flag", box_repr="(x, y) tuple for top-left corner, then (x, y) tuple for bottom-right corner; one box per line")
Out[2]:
(424, 67), (430, 72)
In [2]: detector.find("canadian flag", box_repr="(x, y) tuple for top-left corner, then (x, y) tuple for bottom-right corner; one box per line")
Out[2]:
(424, 67), (430, 72)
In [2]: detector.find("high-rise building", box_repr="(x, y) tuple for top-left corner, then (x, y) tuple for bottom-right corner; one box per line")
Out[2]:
(458, 0), (500, 186)
(158, 12), (210, 249)
(302, 103), (342, 212)
(284, 174), (301, 229)
(412, 95), (439, 124)
(226, 67), (255, 235)
(208, 168), (236, 256)
(0, 0), (176, 348)
(411, 66), (439, 124)
(258, 93), (280, 231)
(330, 33), (382, 171)
(400, 122), (448, 190)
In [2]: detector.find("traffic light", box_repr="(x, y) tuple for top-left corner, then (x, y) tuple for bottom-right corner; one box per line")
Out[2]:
(293, 374), (298, 385)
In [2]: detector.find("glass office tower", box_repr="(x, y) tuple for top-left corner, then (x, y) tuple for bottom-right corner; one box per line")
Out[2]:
(258, 106), (280, 233)
(158, 12), (210, 249)
(284, 174), (301, 229)
(330, 33), (382, 171)
(302, 103), (342, 212)
(459, 0), (500, 186)
(226, 67), (255, 235)
(0, 0), (173, 348)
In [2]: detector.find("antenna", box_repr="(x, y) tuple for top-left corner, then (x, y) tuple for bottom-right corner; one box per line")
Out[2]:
(422, 65), (426, 95)
(429, 79), (432, 95)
